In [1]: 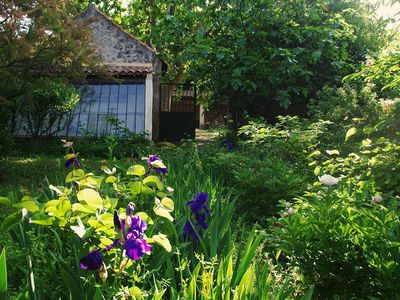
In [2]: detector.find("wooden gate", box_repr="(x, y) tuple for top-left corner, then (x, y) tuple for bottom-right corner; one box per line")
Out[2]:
(159, 83), (197, 141)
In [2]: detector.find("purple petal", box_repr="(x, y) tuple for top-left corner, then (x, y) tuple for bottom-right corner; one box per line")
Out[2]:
(194, 193), (209, 204)
(80, 250), (103, 270)
(105, 238), (121, 251)
(124, 238), (152, 260)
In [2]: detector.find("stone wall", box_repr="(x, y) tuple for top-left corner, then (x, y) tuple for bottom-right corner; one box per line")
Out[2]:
(76, 4), (163, 140)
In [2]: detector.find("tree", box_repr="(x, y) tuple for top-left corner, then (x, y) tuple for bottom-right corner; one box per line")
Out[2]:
(0, 0), (100, 139)
(72, 0), (389, 139)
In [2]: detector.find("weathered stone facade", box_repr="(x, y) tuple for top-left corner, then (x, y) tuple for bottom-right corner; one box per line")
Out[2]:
(76, 4), (163, 140)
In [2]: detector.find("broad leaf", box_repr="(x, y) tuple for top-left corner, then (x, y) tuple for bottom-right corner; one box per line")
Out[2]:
(65, 169), (85, 183)
(151, 234), (172, 252)
(77, 189), (102, 209)
(143, 176), (163, 190)
(127, 165), (146, 176)
(345, 127), (357, 141)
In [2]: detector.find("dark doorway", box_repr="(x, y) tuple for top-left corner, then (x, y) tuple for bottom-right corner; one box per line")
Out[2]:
(159, 83), (196, 141)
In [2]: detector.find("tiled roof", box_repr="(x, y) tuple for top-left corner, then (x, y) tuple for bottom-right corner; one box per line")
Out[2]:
(106, 65), (153, 75)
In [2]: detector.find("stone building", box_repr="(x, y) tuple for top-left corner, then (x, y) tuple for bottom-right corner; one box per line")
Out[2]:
(61, 4), (164, 140)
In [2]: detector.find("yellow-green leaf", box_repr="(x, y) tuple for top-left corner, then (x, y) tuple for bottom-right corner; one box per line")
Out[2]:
(13, 200), (39, 213)
(326, 149), (339, 156)
(66, 169), (85, 183)
(160, 197), (174, 211)
(154, 206), (174, 222)
(314, 166), (321, 176)
(345, 127), (357, 141)
(143, 176), (163, 190)
(77, 189), (102, 209)
(127, 165), (146, 176)
(72, 203), (96, 214)
(151, 234), (172, 252)
(136, 212), (154, 225)
(150, 160), (166, 169)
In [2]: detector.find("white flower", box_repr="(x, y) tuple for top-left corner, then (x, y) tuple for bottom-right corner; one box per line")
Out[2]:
(61, 139), (73, 148)
(318, 174), (339, 186)
(167, 186), (174, 193)
(283, 212), (289, 218)
(101, 166), (116, 175)
(285, 202), (292, 208)
(287, 207), (296, 215)
(371, 194), (383, 204)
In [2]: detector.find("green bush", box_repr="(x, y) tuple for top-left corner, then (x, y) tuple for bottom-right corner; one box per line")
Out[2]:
(307, 84), (383, 150)
(210, 150), (307, 220)
(270, 135), (400, 298)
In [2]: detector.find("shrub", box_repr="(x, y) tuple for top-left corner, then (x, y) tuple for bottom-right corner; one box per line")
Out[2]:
(270, 135), (400, 298)
(307, 84), (383, 149)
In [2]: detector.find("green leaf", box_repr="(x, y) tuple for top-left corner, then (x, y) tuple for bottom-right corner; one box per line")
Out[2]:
(345, 127), (357, 141)
(127, 165), (146, 176)
(0, 197), (11, 206)
(154, 198), (174, 221)
(77, 189), (102, 209)
(150, 160), (166, 170)
(130, 182), (143, 195)
(143, 176), (163, 190)
(13, 200), (39, 213)
(65, 169), (85, 183)
(314, 166), (321, 176)
(0, 248), (7, 293)
(0, 210), (24, 233)
(151, 234), (172, 252)
(30, 216), (56, 225)
(326, 150), (339, 156)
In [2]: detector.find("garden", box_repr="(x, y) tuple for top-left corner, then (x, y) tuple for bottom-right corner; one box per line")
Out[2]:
(1, 0), (400, 299)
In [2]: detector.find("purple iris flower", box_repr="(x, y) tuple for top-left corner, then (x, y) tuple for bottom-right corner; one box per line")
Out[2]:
(183, 221), (200, 241)
(80, 250), (103, 270)
(108, 203), (152, 261)
(222, 140), (234, 150)
(183, 193), (210, 241)
(146, 155), (167, 176)
(187, 192), (210, 214)
(80, 203), (152, 271)
(65, 156), (80, 168)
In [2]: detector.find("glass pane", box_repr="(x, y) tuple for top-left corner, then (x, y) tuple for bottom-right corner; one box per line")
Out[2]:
(77, 114), (88, 134)
(88, 114), (97, 133)
(127, 114), (135, 132)
(127, 85), (137, 113)
(136, 84), (145, 113)
(118, 99), (127, 114)
(136, 115), (144, 133)
(120, 84), (128, 99)
(97, 114), (108, 136)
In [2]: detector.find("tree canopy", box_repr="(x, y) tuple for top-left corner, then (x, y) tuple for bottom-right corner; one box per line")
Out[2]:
(81, 0), (389, 114)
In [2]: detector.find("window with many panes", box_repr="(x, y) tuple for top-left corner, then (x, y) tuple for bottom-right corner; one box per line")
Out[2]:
(59, 80), (146, 137)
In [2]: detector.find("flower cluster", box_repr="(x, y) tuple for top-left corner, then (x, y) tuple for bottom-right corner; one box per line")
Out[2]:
(318, 174), (339, 186)
(183, 192), (210, 241)
(79, 203), (152, 274)
(283, 201), (295, 218)
(145, 155), (167, 176)
(371, 194), (383, 204)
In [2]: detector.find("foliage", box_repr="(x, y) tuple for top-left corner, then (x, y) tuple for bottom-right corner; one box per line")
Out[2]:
(343, 37), (400, 99)
(0, 0), (100, 138)
(16, 78), (80, 137)
(205, 116), (332, 220)
(308, 84), (384, 149)
(270, 135), (400, 298)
